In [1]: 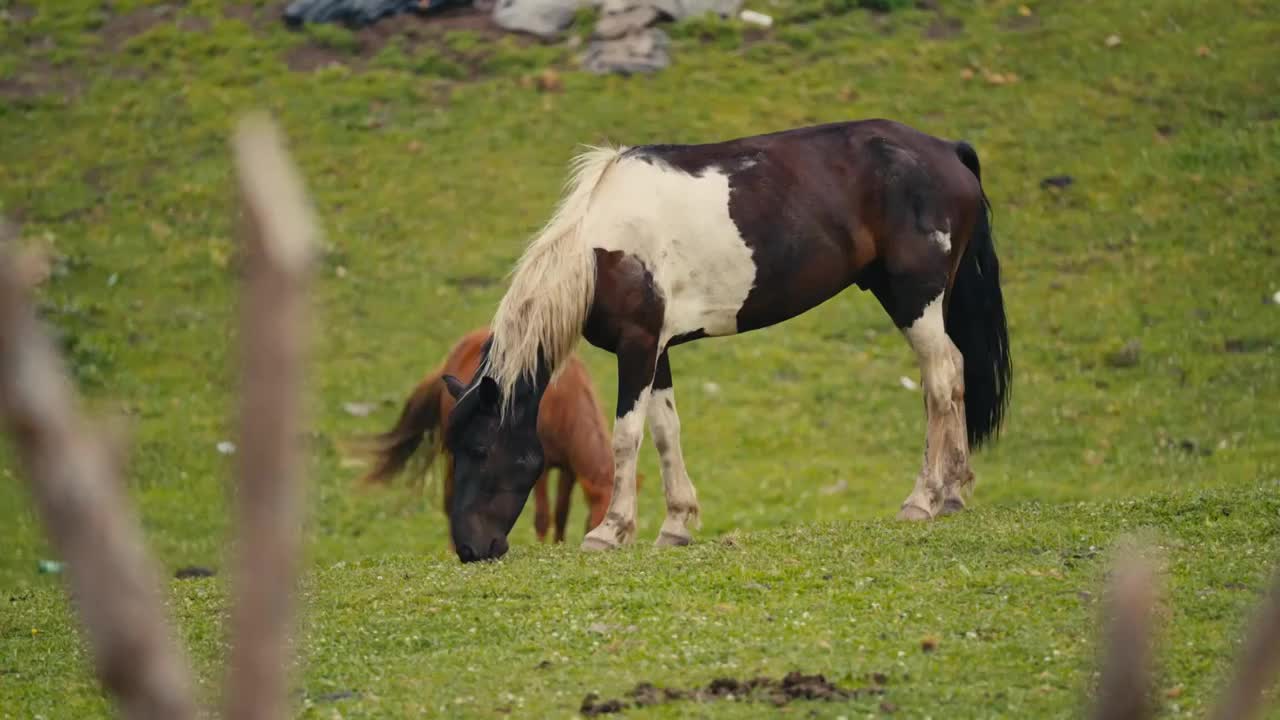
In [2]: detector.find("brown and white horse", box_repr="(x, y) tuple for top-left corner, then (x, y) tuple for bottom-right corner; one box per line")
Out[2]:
(440, 119), (1012, 562)
(360, 327), (619, 543)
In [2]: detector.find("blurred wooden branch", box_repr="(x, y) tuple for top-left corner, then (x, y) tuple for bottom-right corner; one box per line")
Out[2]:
(1093, 547), (1158, 720)
(224, 112), (317, 720)
(0, 110), (315, 720)
(1208, 571), (1280, 720)
(0, 225), (199, 719)
(1093, 541), (1280, 720)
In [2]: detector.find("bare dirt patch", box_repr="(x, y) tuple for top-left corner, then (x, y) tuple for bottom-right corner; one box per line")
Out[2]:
(924, 15), (963, 40)
(579, 671), (889, 715)
(1003, 14), (1040, 32)
(282, 5), (541, 74)
(0, 61), (84, 102)
(100, 4), (173, 49)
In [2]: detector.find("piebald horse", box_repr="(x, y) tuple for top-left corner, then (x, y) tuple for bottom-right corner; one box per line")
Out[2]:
(440, 119), (1011, 563)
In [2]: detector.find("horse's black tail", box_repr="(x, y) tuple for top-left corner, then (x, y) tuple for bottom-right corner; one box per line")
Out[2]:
(946, 141), (1011, 450)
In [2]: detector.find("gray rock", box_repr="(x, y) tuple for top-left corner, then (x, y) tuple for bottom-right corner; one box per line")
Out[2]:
(582, 27), (671, 75)
(493, 0), (587, 38)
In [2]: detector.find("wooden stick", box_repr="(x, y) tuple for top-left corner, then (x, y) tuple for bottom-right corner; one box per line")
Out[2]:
(223, 112), (317, 720)
(0, 221), (199, 719)
(1093, 549), (1158, 720)
(1208, 571), (1280, 720)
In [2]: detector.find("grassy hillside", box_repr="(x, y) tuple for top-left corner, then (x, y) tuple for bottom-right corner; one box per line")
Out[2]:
(1, 0), (1278, 717)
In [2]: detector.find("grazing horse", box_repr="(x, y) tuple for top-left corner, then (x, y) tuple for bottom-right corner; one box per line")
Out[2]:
(360, 327), (619, 543)
(440, 119), (1012, 563)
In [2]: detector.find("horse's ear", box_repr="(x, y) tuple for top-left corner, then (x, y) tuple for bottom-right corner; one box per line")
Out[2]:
(477, 375), (500, 407)
(443, 374), (467, 400)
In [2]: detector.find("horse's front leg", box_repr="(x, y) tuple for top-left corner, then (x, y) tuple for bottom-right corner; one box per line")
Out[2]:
(647, 351), (700, 546)
(582, 333), (659, 551)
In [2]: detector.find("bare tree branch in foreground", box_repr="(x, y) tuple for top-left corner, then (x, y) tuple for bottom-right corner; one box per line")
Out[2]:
(1093, 540), (1280, 720)
(0, 110), (315, 720)
(1208, 571), (1280, 720)
(223, 112), (317, 720)
(0, 230), (199, 719)
(1093, 544), (1159, 720)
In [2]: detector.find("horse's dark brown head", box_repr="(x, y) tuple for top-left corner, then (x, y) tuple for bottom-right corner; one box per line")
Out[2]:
(441, 369), (546, 563)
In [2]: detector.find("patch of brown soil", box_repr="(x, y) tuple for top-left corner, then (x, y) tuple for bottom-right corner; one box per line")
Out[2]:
(5, 4), (35, 23)
(1003, 14), (1040, 32)
(283, 5), (532, 74)
(0, 61), (84, 102)
(223, 1), (274, 28)
(284, 44), (351, 72)
(580, 671), (889, 715)
(924, 15), (963, 40)
(100, 4), (173, 49)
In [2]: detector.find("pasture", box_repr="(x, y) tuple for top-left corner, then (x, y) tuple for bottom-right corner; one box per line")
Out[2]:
(1, 0), (1278, 716)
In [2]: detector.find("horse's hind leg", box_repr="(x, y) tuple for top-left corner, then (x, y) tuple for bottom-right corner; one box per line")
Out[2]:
(868, 234), (972, 520)
(937, 341), (974, 515)
(647, 351), (701, 547)
(898, 289), (972, 520)
(582, 333), (659, 551)
(553, 468), (575, 543)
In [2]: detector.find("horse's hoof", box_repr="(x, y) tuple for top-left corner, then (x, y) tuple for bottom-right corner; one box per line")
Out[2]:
(655, 530), (692, 547)
(939, 498), (966, 516)
(896, 505), (932, 522)
(581, 535), (618, 552)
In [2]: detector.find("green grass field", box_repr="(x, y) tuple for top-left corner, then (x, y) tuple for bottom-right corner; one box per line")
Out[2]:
(2, 0), (1278, 716)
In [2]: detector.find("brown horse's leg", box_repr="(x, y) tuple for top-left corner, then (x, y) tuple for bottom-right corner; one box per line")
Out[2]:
(533, 469), (551, 542)
(584, 477), (608, 537)
(647, 351), (700, 547)
(899, 290), (971, 520)
(553, 468), (575, 543)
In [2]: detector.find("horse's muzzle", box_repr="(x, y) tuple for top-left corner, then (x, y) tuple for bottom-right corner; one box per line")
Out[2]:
(455, 535), (509, 563)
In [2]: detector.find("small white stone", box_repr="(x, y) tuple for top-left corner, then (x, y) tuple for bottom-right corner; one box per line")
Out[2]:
(899, 376), (918, 391)
(216, 441), (236, 455)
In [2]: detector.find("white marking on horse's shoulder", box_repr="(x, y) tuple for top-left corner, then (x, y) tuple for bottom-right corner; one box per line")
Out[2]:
(586, 159), (757, 346)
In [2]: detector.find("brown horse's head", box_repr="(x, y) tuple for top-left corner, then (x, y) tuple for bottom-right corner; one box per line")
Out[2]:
(441, 365), (547, 563)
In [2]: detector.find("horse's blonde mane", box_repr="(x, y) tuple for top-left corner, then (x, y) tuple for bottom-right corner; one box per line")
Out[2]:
(485, 144), (626, 412)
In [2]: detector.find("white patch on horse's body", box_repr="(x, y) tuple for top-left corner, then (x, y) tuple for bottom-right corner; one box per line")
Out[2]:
(582, 387), (650, 549)
(584, 157), (757, 347)
(932, 229), (952, 254)
(646, 387), (700, 545)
